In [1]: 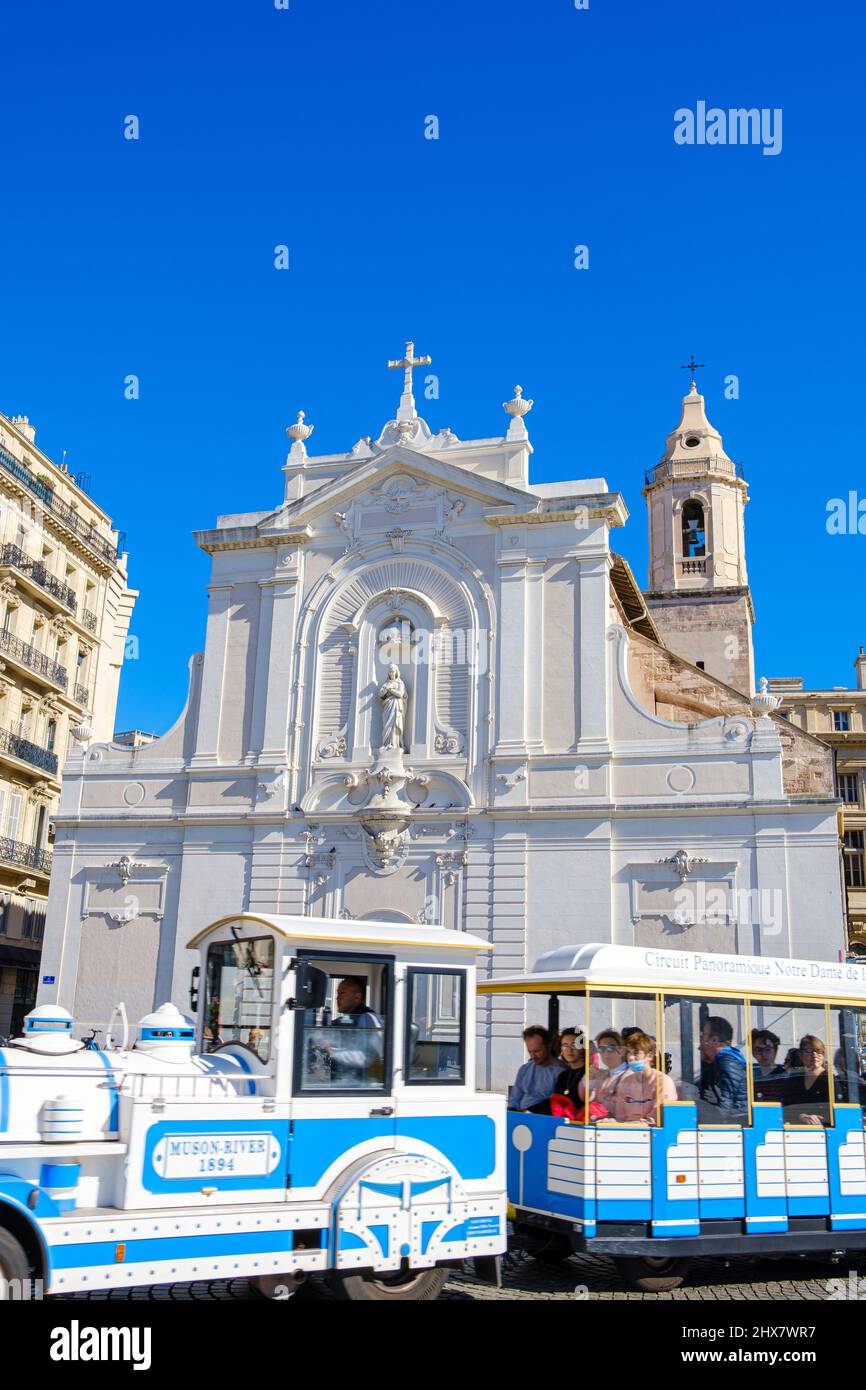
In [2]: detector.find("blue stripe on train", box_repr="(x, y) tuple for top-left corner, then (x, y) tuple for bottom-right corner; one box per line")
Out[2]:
(49, 1226), (326, 1271)
(289, 1114), (496, 1188)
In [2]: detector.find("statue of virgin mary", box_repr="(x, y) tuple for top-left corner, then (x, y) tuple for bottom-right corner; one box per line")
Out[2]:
(378, 664), (407, 751)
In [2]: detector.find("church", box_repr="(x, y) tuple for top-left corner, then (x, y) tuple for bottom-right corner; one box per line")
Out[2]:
(37, 345), (843, 1088)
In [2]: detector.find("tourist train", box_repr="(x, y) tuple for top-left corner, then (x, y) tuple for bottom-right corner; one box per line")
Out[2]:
(0, 913), (504, 1302)
(2, 914), (866, 1299)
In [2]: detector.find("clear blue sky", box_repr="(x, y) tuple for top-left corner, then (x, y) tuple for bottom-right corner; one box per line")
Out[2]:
(1, 0), (863, 733)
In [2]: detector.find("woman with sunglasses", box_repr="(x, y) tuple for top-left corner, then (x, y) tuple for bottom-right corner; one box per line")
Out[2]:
(578, 1028), (629, 1114)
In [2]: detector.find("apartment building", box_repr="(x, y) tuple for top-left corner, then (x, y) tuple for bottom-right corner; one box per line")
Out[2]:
(0, 410), (136, 1035)
(770, 648), (866, 954)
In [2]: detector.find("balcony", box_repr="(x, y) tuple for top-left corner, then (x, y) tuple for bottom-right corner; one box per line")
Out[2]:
(0, 629), (68, 690)
(0, 443), (120, 566)
(645, 455), (746, 487)
(0, 725), (59, 775)
(0, 543), (77, 614)
(0, 836), (52, 876)
(82, 608), (97, 633)
(73, 682), (89, 707)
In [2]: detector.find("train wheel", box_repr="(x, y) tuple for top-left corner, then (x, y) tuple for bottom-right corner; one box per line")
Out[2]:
(0, 1229), (30, 1297)
(615, 1256), (690, 1292)
(329, 1265), (448, 1301)
(523, 1235), (574, 1264)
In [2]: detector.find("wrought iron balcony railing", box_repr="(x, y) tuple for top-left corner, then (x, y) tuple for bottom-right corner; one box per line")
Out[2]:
(0, 629), (68, 688)
(0, 543), (77, 613)
(0, 725), (59, 775)
(82, 608), (97, 633)
(73, 682), (89, 707)
(0, 443), (120, 565)
(0, 836), (52, 875)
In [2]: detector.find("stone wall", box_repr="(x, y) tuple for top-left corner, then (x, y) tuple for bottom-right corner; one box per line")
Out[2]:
(644, 590), (754, 695)
(627, 632), (834, 796)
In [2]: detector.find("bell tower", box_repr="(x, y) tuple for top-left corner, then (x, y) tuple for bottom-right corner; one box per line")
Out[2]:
(643, 379), (755, 695)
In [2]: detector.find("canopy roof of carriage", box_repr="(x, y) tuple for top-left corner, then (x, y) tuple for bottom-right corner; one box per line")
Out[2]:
(187, 912), (492, 955)
(477, 942), (866, 1006)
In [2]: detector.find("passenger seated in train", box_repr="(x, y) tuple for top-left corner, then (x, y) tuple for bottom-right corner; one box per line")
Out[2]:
(698, 1017), (748, 1123)
(834, 1048), (866, 1108)
(551, 1027), (586, 1107)
(524, 1027), (588, 1114)
(783, 1046), (802, 1073)
(578, 1028), (628, 1114)
(595, 1030), (676, 1126)
(750, 1028), (786, 1102)
(508, 1026), (562, 1111)
(782, 1034), (831, 1126)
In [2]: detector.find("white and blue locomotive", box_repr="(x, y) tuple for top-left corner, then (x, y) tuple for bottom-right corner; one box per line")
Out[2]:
(0, 912), (506, 1301)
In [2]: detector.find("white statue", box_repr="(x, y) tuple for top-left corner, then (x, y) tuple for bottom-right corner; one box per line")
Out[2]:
(378, 664), (407, 751)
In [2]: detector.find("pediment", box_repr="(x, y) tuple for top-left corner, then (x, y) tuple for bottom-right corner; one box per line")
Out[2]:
(258, 446), (536, 535)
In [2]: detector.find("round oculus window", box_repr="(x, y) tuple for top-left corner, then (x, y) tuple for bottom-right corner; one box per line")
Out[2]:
(684, 435), (701, 448)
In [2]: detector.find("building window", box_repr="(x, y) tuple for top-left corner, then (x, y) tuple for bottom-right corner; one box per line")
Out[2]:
(681, 500), (706, 558)
(696, 661), (705, 671)
(839, 772), (861, 805)
(13, 968), (37, 1006)
(844, 830), (866, 889)
(5, 792), (22, 843)
(834, 710), (852, 733)
(46, 720), (57, 752)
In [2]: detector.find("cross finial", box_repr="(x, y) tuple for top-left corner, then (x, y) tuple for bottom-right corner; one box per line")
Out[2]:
(680, 354), (704, 385)
(387, 340), (432, 422)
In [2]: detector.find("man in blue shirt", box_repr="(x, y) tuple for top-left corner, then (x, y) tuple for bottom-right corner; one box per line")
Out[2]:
(509, 1026), (562, 1110)
(699, 1016), (748, 1121)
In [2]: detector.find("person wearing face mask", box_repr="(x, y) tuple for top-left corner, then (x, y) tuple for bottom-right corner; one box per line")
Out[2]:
(599, 1031), (676, 1125)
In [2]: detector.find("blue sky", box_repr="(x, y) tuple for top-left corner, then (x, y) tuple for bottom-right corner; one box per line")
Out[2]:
(1, 0), (863, 732)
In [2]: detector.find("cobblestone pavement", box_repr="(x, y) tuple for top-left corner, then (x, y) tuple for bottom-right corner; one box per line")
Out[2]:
(55, 1248), (862, 1301)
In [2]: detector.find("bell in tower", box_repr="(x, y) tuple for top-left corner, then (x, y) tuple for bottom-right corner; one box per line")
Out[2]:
(643, 377), (755, 695)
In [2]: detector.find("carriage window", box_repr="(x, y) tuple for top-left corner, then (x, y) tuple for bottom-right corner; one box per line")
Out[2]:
(663, 996), (749, 1125)
(830, 1005), (866, 1115)
(585, 992), (664, 1125)
(203, 937), (274, 1061)
(405, 970), (465, 1084)
(294, 958), (390, 1094)
(749, 1001), (831, 1126)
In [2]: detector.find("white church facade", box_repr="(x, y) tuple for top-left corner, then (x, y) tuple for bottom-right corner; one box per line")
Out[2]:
(37, 347), (843, 1088)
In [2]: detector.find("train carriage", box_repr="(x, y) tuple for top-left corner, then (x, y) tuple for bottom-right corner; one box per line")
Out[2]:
(481, 942), (866, 1290)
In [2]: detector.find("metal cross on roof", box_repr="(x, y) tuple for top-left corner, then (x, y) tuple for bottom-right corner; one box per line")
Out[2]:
(680, 355), (705, 376)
